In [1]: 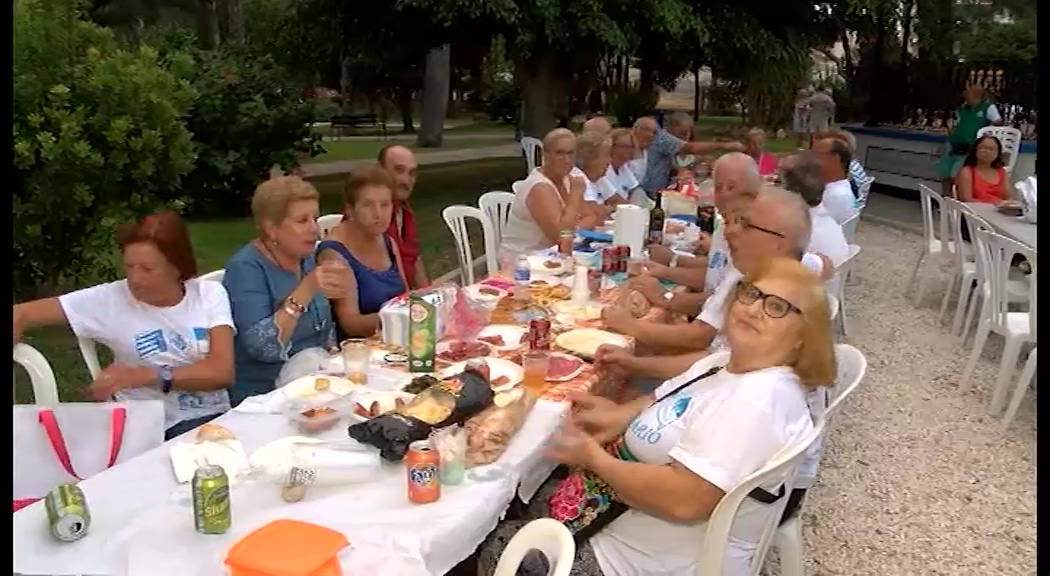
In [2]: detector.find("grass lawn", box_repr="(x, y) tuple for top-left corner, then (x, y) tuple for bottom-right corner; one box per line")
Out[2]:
(306, 137), (516, 164)
(14, 157), (525, 404)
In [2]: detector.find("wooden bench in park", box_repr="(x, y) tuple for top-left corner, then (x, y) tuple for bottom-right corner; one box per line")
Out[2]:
(329, 114), (388, 138)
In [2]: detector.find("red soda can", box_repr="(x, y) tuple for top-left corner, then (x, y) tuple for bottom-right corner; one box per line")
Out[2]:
(587, 269), (602, 298)
(615, 245), (630, 273)
(406, 440), (441, 504)
(528, 318), (551, 351)
(601, 246), (618, 275)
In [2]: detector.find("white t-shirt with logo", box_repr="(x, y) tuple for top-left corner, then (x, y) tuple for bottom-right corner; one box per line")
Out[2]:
(704, 228), (733, 294)
(807, 204), (851, 297)
(591, 361), (814, 576)
(59, 279), (235, 429)
(603, 164), (641, 200)
(628, 150), (648, 184)
(571, 166), (619, 204)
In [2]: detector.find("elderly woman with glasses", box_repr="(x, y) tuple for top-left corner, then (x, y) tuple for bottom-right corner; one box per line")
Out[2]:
(477, 257), (836, 576)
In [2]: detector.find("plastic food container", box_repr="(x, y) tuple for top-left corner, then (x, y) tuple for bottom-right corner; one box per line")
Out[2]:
(225, 519), (348, 576)
(283, 393), (351, 434)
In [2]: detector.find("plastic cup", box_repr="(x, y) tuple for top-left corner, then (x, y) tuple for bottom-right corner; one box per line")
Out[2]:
(522, 352), (550, 397)
(340, 339), (370, 385)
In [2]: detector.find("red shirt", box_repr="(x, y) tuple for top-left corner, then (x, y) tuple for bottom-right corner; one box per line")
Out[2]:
(387, 202), (423, 288)
(965, 166), (1008, 204)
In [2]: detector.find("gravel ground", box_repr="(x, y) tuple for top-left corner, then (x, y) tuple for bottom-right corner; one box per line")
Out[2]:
(794, 221), (1037, 575)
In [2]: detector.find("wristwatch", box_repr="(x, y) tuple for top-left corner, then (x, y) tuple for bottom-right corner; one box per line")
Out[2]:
(157, 366), (174, 394)
(662, 291), (674, 303)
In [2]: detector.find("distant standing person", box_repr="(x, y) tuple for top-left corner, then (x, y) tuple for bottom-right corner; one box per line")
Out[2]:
(937, 85), (1004, 197)
(793, 89), (813, 149)
(806, 88), (837, 142)
(377, 145), (429, 289)
(640, 112), (745, 197)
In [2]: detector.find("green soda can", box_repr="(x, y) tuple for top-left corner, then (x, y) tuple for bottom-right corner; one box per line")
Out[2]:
(44, 483), (91, 542)
(191, 460), (231, 534)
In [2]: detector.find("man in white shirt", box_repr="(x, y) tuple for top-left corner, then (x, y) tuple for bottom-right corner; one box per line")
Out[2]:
(812, 137), (859, 225)
(602, 128), (645, 205)
(778, 150), (852, 296)
(627, 116), (658, 183)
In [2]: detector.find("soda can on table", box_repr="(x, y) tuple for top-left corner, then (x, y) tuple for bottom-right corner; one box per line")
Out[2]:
(527, 317), (551, 351)
(587, 269), (602, 298)
(192, 461), (231, 534)
(601, 246), (618, 275)
(44, 483), (90, 542)
(614, 245), (630, 273)
(406, 440), (441, 504)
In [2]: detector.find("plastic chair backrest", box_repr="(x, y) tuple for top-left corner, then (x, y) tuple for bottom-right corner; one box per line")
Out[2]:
(840, 212), (860, 245)
(493, 518), (576, 576)
(976, 126), (1022, 174)
(825, 344), (868, 419)
(941, 197), (974, 269)
(976, 228), (1037, 339)
(479, 191), (516, 245)
(700, 418), (828, 576)
(831, 244), (861, 300)
(198, 269), (225, 283)
(317, 214), (343, 240)
(77, 338), (103, 380)
(441, 205), (499, 286)
(520, 137), (543, 173)
(13, 343), (59, 405)
(917, 184), (950, 252)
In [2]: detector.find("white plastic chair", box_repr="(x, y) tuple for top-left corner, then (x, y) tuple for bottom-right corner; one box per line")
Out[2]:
(831, 245), (861, 336)
(773, 344), (867, 576)
(493, 518), (575, 576)
(701, 419), (828, 576)
(13, 343), (60, 405)
(198, 269), (225, 282)
(954, 211), (1031, 342)
(441, 205), (499, 286)
(906, 184), (957, 306)
(976, 126), (1022, 174)
(317, 213), (343, 239)
(77, 338), (103, 379)
(937, 198), (975, 325)
(826, 293), (839, 322)
(840, 212), (860, 245)
(520, 137), (543, 173)
(1000, 346), (1036, 431)
(479, 191), (515, 245)
(958, 229), (1037, 416)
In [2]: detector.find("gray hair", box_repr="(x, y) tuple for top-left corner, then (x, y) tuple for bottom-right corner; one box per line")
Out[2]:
(666, 112), (694, 130)
(582, 116), (612, 136)
(758, 187), (812, 255)
(576, 131), (611, 163)
(633, 116), (658, 129)
(779, 151), (825, 207)
(713, 152), (762, 191)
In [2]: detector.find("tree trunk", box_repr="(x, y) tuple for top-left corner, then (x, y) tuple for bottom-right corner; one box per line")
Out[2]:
(218, 0), (244, 45)
(417, 45), (451, 148)
(196, 0), (220, 50)
(396, 88), (416, 134)
(517, 56), (560, 138)
(899, 0), (915, 67)
(866, 24), (888, 126)
(692, 67), (701, 117)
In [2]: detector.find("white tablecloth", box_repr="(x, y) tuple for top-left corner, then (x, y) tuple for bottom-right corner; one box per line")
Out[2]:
(14, 382), (572, 575)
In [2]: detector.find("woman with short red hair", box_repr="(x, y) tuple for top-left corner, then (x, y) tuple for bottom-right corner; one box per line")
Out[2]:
(13, 211), (236, 440)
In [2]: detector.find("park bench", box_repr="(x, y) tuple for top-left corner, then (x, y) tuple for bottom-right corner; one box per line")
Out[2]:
(329, 114), (388, 138)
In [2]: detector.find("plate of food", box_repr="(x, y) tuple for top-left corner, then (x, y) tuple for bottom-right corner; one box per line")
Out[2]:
(476, 325), (528, 351)
(435, 340), (495, 365)
(490, 296), (551, 325)
(550, 300), (605, 321)
(529, 282), (572, 307)
(545, 352), (587, 382)
(528, 255), (567, 275)
(347, 391), (415, 424)
(555, 328), (630, 359)
(438, 357), (524, 393)
(465, 284), (507, 303)
(997, 200), (1024, 216)
(282, 375), (359, 398)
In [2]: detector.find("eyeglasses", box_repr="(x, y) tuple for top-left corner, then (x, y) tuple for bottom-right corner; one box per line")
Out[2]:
(738, 215), (786, 238)
(734, 282), (802, 319)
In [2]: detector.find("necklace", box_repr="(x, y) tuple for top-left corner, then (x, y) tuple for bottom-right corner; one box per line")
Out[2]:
(260, 239), (301, 280)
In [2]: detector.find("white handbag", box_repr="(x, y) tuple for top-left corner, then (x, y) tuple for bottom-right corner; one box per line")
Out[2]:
(12, 400), (165, 508)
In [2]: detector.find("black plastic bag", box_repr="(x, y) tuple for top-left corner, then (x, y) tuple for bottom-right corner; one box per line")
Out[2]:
(347, 360), (495, 461)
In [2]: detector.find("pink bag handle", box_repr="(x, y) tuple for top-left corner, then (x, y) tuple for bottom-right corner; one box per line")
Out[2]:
(38, 407), (128, 480)
(13, 407), (127, 513)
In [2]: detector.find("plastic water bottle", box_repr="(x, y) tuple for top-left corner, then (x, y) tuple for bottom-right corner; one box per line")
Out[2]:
(513, 255), (531, 301)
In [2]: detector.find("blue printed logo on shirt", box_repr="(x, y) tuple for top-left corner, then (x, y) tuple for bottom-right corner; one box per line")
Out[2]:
(192, 327), (210, 355)
(709, 251), (727, 270)
(133, 329), (167, 359)
(629, 395), (692, 445)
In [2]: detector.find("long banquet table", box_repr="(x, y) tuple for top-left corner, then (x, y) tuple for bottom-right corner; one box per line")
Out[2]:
(14, 279), (671, 576)
(965, 202), (1038, 249)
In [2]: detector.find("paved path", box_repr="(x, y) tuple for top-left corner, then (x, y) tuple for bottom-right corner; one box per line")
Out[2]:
(275, 143), (522, 179)
(320, 132), (511, 142)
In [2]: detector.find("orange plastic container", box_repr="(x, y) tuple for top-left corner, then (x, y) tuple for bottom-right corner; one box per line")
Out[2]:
(225, 519), (349, 576)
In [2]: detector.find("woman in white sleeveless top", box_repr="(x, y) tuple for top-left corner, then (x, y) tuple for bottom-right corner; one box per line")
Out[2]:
(502, 129), (598, 257)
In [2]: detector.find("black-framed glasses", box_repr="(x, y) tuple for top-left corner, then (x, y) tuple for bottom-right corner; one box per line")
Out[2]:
(734, 282), (802, 319)
(738, 215), (786, 238)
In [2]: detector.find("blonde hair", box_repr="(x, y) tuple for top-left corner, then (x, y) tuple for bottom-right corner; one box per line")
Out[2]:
(576, 131), (611, 163)
(609, 128), (635, 148)
(542, 128), (575, 154)
(746, 127), (766, 142)
(251, 176), (320, 227)
(729, 258), (837, 388)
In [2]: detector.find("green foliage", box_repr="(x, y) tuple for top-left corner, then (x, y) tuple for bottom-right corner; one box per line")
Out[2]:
(13, 0), (196, 297)
(168, 47), (322, 218)
(484, 75), (521, 125)
(606, 86), (659, 128)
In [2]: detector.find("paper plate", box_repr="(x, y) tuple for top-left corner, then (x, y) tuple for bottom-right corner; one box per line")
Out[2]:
(438, 357), (524, 393)
(435, 340), (496, 366)
(476, 325), (528, 351)
(550, 301), (605, 321)
(528, 255), (567, 275)
(282, 375), (359, 398)
(555, 328), (630, 359)
(465, 283), (507, 303)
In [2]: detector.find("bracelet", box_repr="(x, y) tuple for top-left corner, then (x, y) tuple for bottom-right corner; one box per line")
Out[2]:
(284, 297), (306, 318)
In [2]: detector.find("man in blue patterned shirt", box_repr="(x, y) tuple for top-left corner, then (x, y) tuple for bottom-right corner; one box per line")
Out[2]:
(639, 112), (746, 196)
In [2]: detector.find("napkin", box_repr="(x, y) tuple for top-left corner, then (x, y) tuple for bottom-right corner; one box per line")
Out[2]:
(170, 440), (250, 483)
(232, 390), (288, 414)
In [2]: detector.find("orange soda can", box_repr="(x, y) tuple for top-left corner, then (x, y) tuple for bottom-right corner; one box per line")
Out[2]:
(406, 440), (441, 504)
